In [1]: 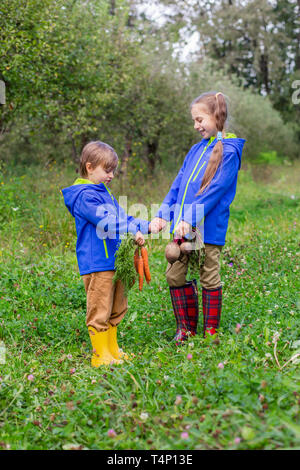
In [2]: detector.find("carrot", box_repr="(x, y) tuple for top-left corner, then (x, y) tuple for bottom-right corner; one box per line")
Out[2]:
(141, 247), (151, 284)
(134, 247), (139, 273)
(137, 255), (144, 291)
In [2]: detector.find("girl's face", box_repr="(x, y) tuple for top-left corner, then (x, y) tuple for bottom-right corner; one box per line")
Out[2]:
(191, 103), (217, 140)
(86, 163), (114, 185)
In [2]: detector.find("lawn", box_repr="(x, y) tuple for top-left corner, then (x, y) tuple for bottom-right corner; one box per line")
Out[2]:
(0, 160), (299, 450)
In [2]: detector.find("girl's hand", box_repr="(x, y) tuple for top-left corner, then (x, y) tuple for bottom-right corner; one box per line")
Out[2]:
(135, 231), (145, 246)
(174, 221), (192, 238)
(149, 217), (167, 233)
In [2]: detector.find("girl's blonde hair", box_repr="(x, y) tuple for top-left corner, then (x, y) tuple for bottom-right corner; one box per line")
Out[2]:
(191, 92), (228, 194)
(79, 141), (118, 177)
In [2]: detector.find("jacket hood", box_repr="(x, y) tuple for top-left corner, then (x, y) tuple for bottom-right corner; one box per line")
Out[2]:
(201, 134), (246, 170)
(61, 179), (106, 217)
(222, 138), (246, 169)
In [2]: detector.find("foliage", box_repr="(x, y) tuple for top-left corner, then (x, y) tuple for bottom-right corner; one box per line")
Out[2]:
(186, 231), (205, 279)
(113, 234), (137, 296)
(0, 0), (136, 152)
(1, 0), (298, 176)
(139, 0), (300, 104)
(254, 151), (282, 166)
(0, 0), (194, 173)
(135, 0), (300, 146)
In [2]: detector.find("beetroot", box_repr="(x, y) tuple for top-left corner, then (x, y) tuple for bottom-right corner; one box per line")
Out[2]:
(165, 241), (181, 264)
(180, 241), (193, 255)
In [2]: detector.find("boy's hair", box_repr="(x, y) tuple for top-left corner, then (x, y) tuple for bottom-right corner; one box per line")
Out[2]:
(191, 92), (228, 195)
(79, 141), (118, 177)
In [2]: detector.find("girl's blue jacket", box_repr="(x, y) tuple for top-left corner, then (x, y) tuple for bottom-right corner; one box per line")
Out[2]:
(156, 135), (245, 246)
(62, 179), (149, 275)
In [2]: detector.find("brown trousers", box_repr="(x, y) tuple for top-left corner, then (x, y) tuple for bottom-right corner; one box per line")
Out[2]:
(82, 271), (128, 332)
(166, 243), (222, 290)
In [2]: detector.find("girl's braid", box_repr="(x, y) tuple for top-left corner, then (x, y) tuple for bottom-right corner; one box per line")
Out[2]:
(191, 91), (228, 195)
(215, 93), (227, 133)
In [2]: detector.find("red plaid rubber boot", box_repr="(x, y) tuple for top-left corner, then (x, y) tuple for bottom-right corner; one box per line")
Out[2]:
(169, 280), (199, 345)
(188, 279), (199, 336)
(202, 286), (222, 337)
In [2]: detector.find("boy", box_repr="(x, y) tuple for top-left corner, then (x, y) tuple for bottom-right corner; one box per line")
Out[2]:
(62, 141), (149, 367)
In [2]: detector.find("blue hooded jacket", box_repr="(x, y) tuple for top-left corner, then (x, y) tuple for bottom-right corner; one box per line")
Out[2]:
(62, 179), (150, 275)
(156, 135), (245, 246)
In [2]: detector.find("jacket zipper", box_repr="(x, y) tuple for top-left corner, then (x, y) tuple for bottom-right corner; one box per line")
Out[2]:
(103, 239), (109, 259)
(192, 160), (207, 182)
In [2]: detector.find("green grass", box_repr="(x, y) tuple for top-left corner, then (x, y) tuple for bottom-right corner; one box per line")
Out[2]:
(0, 160), (299, 450)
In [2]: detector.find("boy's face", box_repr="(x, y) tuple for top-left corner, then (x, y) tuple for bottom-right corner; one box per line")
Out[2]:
(86, 163), (115, 185)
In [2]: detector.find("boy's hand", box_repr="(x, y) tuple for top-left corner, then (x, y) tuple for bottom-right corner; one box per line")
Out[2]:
(149, 217), (167, 233)
(135, 231), (145, 246)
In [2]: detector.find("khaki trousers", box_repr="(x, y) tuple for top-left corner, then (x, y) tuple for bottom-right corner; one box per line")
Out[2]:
(82, 271), (128, 332)
(166, 244), (222, 290)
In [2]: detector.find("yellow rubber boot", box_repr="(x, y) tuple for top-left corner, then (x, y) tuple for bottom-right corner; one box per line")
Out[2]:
(108, 324), (129, 361)
(88, 326), (122, 367)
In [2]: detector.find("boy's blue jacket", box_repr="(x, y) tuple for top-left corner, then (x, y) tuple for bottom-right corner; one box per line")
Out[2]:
(156, 135), (245, 246)
(62, 179), (149, 275)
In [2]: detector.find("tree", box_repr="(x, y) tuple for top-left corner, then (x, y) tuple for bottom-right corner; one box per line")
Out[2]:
(134, 0), (300, 129)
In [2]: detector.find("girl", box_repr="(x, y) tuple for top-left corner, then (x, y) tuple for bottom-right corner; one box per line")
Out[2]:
(150, 92), (245, 343)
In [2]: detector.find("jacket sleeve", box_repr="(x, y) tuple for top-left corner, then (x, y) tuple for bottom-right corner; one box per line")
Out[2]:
(76, 191), (149, 238)
(155, 152), (189, 221)
(181, 151), (240, 228)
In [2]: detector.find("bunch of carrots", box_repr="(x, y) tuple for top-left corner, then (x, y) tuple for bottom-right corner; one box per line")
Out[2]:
(134, 246), (151, 291)
(114, 235), (151, 294)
